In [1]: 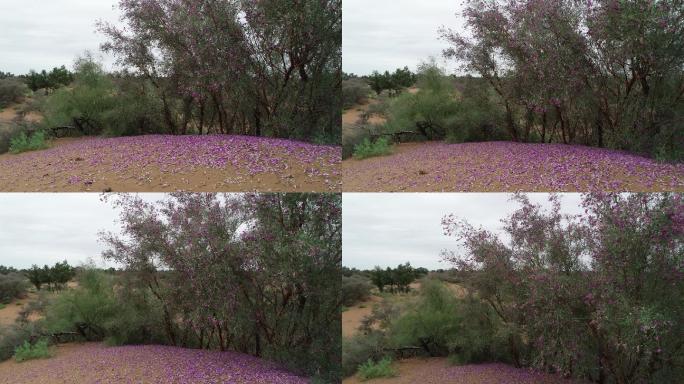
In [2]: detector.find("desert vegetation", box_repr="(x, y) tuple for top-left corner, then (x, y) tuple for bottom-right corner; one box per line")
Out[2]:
(0, 193), (342, 383)
(342, 0), (684, 191)
(343, 193), (683, 383)
(0, 0), (342, 192)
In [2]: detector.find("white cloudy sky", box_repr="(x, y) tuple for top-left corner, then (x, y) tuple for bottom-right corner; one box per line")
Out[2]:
(0, 0), (121, 74)
(0, 193), (164, 269)
(343, 0), (465, 75)
(343, 193), (586, 270)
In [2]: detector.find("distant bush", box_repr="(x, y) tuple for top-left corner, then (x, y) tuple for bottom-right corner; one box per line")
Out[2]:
(342, 275), (373, 307)
(9, 130), (50, 154)
(343, 79), (371, 109)
(13, 339), (51, 362)
(369, 263), (417, 294)
(0, 273), (29, 304)
(353, 137), (393, 159)
(0, 78), (29, 108)
(357, 357), (397, 380)
(25, 261), (75, 291)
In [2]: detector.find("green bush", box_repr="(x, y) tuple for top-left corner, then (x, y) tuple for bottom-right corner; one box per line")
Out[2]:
(357, 357), (397, 380)
(353, 137), (393, 159)
(342, 332), (389, 377)
(9, 130), (49, 154)
(0, 78), (29, 108)
(389, 280), (508, 363)
(0, 322), (45, 361)
(45, 268), (167, 346)
(342, 275), (373, 307)
(14, 339), (51, 362)
(0, 273), (29, 304)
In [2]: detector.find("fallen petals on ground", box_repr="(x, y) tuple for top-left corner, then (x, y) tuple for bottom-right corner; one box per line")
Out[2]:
(0, 135), (341, 192)
(0, 343), (309, 384)
(343, 142), (684, 192)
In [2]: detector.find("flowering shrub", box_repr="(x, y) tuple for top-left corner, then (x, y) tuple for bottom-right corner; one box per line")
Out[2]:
(442, 0), (684, 160)
(98, 193), (342, 381)
(441, 193), (684, 382)
(97, 0), (341, 142)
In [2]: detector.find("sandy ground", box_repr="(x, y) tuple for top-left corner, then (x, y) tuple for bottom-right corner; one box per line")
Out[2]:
(343, 295), (382, 338)
(0, 293), (36, 327)
(0, 104), (42, 124)
(342, 100), (386, 128)
(0, 136), (340, 192)
(0, 343), (307, 384)
(343, 141), (684, 192)
(343, 358), (583, 384)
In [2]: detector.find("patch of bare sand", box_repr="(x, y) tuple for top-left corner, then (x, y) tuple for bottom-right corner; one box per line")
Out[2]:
(0, 293), (37, 327)
(0, 104), (42, 124)
(343, 295), (382, 338)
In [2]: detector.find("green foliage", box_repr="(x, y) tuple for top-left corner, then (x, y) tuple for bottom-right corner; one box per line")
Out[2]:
(0, 273), (29, 304)
(9, 130), (49, 154)
(13, 339), (51, 362)
(342, 332), (390, 377)
(0, 78), (29, 108)
(390, 280), (460, 356)
(368, 67), (416, 95)
(353, 137), (393, 159)
(342, 275), (373, 307)
(24, 66), (73, 93)
(0, 322), (45, 362)
(41, 58), (167, 137)
(24, 261), (74, 291)
(369, 263), (416, 293)
(357, 357), (397, 380)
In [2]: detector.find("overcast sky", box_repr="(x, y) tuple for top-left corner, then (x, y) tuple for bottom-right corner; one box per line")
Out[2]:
(0, 0), (121, 74)
(0, 193), (163, 269)
(343, 0), (464, 75)
(343, 193), (585, 270)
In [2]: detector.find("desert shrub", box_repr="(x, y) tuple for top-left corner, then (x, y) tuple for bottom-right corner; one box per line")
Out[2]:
(0, 78), (29, 108)
(390, 280), (460, 356)
(0, 122), (23, 153)
(357, 356), (397, 380)
(443, 0), (684, 160)
(0, 322), (45, 361)
(441, 193), (684, 382)
(446, 82), (507, 143)
(13, 339), (51, 362)
(383, 64), (459, 140)
(342, 332), (389, 377)
(9, 130), (49, 153)
(343, 79), (371, 109)
(353, 137), (393, 159)
(41, 58), (117, 135)
(45, 269), (119, 341)
(100, 193), (342, 382)
(0, 273), (29, 304)
(342, 275), (373, 307)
